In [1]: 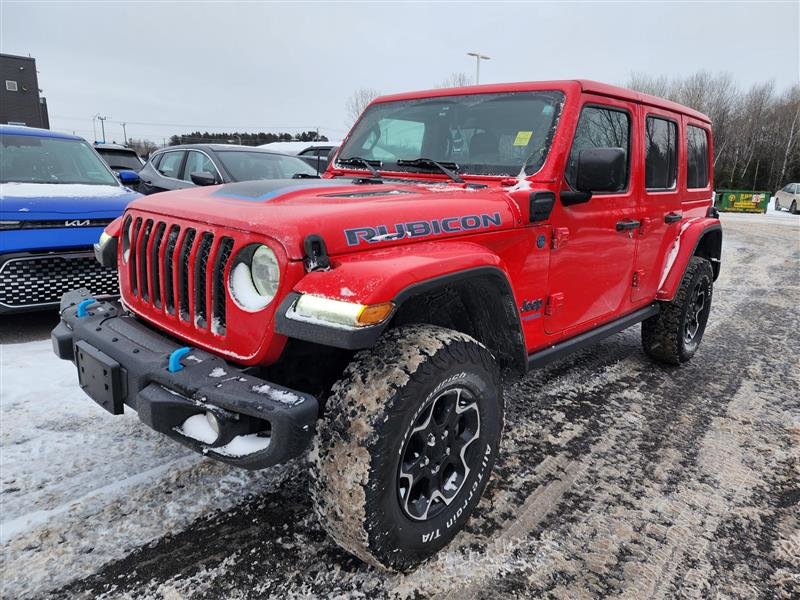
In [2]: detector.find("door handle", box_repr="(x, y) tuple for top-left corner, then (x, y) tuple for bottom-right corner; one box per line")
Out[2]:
(616, 219), (641, 231)
(664, 212), (683, 224)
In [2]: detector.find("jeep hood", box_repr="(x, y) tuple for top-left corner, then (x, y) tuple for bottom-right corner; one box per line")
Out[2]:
(125, 178), (520, 260)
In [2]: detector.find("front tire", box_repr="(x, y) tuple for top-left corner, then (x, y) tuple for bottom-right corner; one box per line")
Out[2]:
(310, 324), (503, 570)
(774, 199), (781, 212)
(642, 256), (714, 365)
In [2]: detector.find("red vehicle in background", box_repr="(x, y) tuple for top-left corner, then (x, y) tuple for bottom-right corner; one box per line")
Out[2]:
(53, 80), (721, 569)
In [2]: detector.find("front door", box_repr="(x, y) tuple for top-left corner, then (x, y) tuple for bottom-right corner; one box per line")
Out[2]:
(545, 97), (640, 334)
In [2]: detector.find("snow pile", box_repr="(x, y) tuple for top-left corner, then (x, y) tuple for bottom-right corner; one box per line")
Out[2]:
(0, 182), (128, 198)
(208, 367), (227, 378)
(175, 414), (218, 444)
(211, 434), (271, 457)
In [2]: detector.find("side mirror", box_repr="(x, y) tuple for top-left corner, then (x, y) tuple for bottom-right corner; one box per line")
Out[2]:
(118, 170), (140, 185)
(576, 148), (626, 193)
(190, 171), (218, 186)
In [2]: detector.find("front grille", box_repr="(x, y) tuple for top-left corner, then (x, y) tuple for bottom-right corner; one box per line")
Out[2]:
(0, 253), (118, 309)
(124, 215), (233, 336)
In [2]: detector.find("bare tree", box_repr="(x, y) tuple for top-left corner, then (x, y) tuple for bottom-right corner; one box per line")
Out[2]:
(436, 72), (473, 88)
(346, 87), (381, 124)
(625, 71), (799, 190)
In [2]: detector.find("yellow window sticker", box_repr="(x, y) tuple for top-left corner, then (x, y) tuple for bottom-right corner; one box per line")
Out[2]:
(513, 131), (533, 146)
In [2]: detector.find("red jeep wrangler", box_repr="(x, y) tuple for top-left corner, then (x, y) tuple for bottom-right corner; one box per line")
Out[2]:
(53, 80), (721, 569)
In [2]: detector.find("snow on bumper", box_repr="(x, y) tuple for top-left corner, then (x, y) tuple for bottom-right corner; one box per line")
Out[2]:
(51, 288), (318, 470)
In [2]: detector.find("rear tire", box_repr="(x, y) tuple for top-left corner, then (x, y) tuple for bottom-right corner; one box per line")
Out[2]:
(642, 256), (713, 365)
(791, 200), (798, 215)
(310, 324), (503, 571)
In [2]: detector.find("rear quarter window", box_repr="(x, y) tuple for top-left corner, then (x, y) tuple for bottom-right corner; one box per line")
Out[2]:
(686, 126), (710, 189)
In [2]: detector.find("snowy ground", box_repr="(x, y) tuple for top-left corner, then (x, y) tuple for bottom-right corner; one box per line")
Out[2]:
(1, 210), (798, 599)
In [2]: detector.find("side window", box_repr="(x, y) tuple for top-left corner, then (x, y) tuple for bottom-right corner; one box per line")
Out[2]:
(182, 151), (217, 181)
(565, 106), (630, 192)
(645, 116), (678, 190)
(686, 125), (709, 189)
(157, 151), (184, 179)
(150, 153), (163, 169)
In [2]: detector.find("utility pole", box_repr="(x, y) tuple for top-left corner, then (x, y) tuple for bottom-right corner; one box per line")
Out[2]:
(97, 115), (109, 143)
(92, 114), (98, 141)
(467, 52), (490, 84)
(121, 122), (128, 145)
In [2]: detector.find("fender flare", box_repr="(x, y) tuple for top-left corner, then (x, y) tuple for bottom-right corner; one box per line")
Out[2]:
(656, 219), (722, 302)
(274, 241), (523, 354)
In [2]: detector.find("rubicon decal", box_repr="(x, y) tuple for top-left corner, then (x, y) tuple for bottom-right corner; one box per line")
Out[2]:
(344, 212), (503, 246)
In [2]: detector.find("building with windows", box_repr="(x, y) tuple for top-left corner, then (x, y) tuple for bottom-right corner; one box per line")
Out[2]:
(0, 53), (49, 129)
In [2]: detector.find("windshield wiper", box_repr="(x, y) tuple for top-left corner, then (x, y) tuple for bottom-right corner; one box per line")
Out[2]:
(395, 158), (464, 184)
(337, 156), (383, 180)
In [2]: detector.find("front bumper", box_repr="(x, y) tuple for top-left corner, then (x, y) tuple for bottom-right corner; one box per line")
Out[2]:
(52, 288), (318, 470)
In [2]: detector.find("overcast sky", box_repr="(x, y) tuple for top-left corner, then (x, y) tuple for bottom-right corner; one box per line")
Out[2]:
(2, 1), (798, 145)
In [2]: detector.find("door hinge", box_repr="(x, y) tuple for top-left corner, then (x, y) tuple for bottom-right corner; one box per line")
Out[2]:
(551, 227), (570, 250)
(632, 269), (645, 288)
(545, 292), (565, 316)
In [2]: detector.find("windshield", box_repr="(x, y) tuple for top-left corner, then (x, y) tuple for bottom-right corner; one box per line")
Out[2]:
(96, 148), (143, 172)
(216, 151), (317, 181)
(337, 91), (565, 177)
(0, 134), (119, 185)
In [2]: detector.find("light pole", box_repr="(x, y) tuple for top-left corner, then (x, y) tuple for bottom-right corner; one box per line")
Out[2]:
(121, 122), (128, 145)
(467, 52), (490, 84)
(97, 115), (109, 143)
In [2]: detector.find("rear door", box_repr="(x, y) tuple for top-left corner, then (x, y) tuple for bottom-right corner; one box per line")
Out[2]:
(631, 108), (683, 303)
(545, 97), (640, 334)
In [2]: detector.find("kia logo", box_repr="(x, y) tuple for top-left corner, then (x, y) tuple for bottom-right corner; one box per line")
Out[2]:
(64, 219), (91, 227)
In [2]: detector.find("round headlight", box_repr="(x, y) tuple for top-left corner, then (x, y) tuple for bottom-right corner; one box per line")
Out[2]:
(228, 244), (280, 311)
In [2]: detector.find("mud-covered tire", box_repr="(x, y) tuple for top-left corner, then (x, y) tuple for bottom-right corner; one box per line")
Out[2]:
(309, 324), (503, 571)
(642, 256), (714, 365)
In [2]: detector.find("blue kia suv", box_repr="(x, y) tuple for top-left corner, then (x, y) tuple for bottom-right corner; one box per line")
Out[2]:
(0, 125), (141, 313)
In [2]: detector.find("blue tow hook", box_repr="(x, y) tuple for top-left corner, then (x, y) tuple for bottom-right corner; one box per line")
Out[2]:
(76, 298), (97, 318)
(168, 347), (193, 373)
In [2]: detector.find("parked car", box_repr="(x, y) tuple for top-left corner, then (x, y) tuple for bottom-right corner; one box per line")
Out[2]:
(53, 80), (721, 569)
(94, 142), (145, 173)
(773, 182), (799, 213)
(0, 125), (141, 313)
(258, 140), (340, 174)
(136, 144), (318, 195)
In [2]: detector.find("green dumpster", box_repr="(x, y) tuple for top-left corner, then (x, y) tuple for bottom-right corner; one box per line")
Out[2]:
(714, 189), (770, 214)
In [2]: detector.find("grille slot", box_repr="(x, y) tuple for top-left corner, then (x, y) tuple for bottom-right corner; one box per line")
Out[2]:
(138, 220), (153, 301)
(211, 237), (234, 334)
(164, 225), (180, 314)
(177, 229), (196, 321)
(149, 222), (166, 308)
(193, 233), (214, 328)
(0, 253), (118, 308)
(129, 217), (142, 295)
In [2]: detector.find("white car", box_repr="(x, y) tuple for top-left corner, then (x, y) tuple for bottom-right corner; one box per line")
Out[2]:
(774, 183), (800, 214)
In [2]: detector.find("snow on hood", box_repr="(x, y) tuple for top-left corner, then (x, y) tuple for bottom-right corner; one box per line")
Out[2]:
(0, 182), (140, 216)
